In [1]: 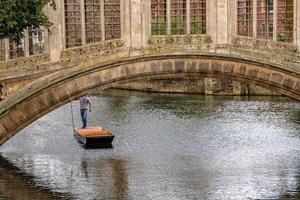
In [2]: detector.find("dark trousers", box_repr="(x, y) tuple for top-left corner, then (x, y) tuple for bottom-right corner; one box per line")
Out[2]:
(80, 109), (88, 128)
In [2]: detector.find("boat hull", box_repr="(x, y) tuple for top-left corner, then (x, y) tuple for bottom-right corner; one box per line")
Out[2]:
(74, 127), (114, 149)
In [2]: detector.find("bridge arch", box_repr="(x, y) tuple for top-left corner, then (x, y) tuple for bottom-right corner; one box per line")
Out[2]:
(0, 54), (299, 145)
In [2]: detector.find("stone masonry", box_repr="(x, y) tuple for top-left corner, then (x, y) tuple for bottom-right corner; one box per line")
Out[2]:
(0, 0), (300, 98)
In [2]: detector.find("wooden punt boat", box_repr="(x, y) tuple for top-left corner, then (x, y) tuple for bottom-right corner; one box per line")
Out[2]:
(74, 127), (114, 148)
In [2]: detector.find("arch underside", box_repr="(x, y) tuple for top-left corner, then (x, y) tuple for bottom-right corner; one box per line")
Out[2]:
(0, 55), (299, 145)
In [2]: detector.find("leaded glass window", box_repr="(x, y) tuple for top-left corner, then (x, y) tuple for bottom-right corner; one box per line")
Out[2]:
(28, 28), (45, 55)
(104, 0), (121, 40)
(85, 0), (102, 44)
(0, 40), (5, 61)
(237, 0), (253, 37)
(151, 0), (167, 35)
(190, 0), (206, 34)
(277, 0), (293, 42)
(9, 38), (25, 59)
(257, 0), (274, 39)
(171, 0), (187, 35)
(64, 0), (82, 48)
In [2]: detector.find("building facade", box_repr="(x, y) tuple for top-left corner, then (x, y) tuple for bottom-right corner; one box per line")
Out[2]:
(0, 0), (300, 95)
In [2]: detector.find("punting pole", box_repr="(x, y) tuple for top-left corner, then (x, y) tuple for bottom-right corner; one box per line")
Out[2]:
(70, 101), (76, 135)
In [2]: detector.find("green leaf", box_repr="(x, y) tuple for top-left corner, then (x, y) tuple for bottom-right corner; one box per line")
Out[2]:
(0, 0), (55, 41)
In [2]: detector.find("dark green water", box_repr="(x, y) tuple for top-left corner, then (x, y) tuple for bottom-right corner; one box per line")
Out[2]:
(0, 90), (299, 200)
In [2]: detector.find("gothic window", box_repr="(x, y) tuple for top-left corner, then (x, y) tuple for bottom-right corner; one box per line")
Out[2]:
(64, 0), (82, 48)
(151, 0), (167, 35)
(28, 28), (45, 55)
(85, 0), (102, 44)
(277, 0), (293, 42)
(257, 0), (274, 39)
(237, 0), (253, 37)
(237, 0), (294, 42)
(104, 0), (121, 40)
(190, 0), (206, 34)
(268, 0), (274, 10)
(0, 40), (5, 61)
(151, 0), (206, 36)
(9, 38), (25, 59)
(171, 0), (186, 35)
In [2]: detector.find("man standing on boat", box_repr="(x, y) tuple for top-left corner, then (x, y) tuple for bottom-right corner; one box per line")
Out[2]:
(79, 96), (92, 128)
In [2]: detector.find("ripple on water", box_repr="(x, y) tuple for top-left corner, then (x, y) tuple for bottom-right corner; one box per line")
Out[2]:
(0, 92), (299, 200)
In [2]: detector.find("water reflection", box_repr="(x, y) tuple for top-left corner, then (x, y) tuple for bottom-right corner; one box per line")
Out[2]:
(0, 90), (299, 200)
(110, 159), (129, 200)
(0, 154), (71, 200)
(0, 154), (130, 200)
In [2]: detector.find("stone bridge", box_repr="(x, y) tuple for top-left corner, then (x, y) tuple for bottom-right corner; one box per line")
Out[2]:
(0, 35), (299, 145)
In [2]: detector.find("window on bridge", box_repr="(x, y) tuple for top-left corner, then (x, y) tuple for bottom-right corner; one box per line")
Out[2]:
(257, 0), (274, 40)
(85, 0), (102, 44)
(237, 0), (294, 43)
(104, 0), (121, 40)
(0, 28), (46, 60)
(151, 0), (206, 36)
(64, 0), (121, 48)
(64, 0), (82, 48)
(151, 0), (167, 35)
(28, 28), (45, 55)
(0, 40), (5, 61)
(277, 0), (293, 42)
(171, 0), (187, 35)
(9, 38), (25, 59)
(190, 0), (206, 34)
(237, 0), (253, 37)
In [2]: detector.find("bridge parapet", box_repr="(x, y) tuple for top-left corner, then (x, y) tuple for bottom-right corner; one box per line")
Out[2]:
(146, 35), (300, 75)
(0, 39), (124, 78)
(232, 36), (299, 55)
(231, 36), (300, 64)
(60, 39), (125, 62)
(0, 54), (50, 76)
(147, 35), (214, 53)
(0, 36), (300, 99)
(1, 36), (300, 77)
(0, 50), (299, 144)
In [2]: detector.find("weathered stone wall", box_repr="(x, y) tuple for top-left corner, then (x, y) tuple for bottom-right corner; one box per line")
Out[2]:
(0, 79), (34, 100)
(0, 39), (125, 99)
(0, 54), (50, 71)
(112, 78), (280, 96)
(0, 35), (299, 99)
(60, 39), (124, 62)
(112, 78), (205, 94)
(231, 36), (300, 64)
(147, 35), (213, 54)
(0, 0), (299, 98)
(0, 53), (299, 145)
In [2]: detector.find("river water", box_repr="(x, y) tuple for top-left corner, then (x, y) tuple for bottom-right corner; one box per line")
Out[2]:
(0, 89), (299, 200)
